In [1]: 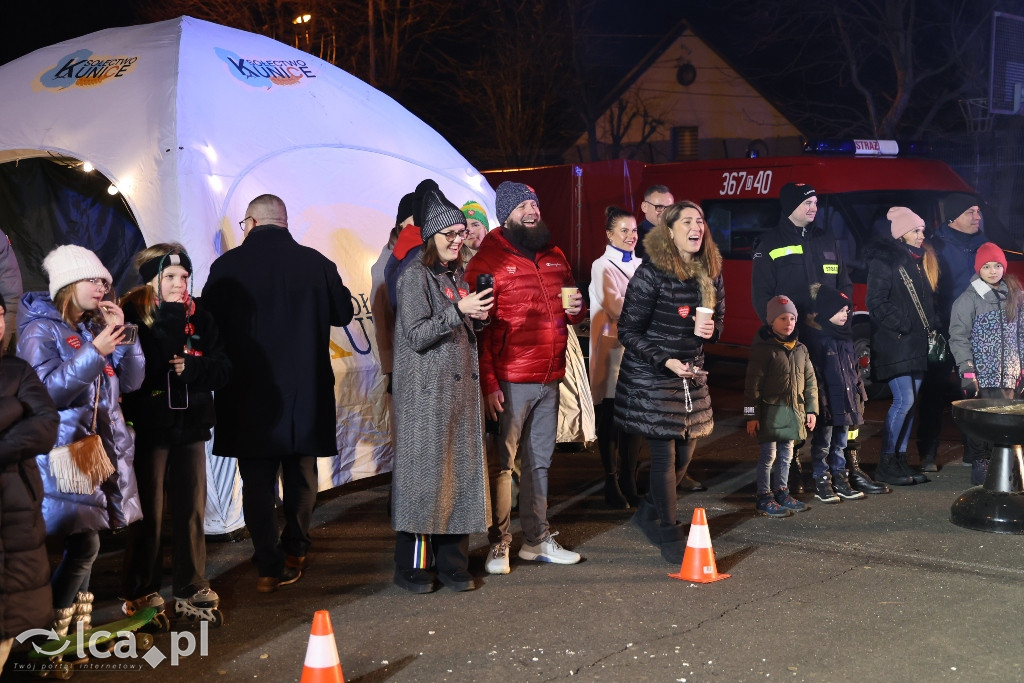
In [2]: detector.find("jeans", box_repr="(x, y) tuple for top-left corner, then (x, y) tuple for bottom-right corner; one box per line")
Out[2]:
(646, 438), (697, 525)
(489, 380), (559, 546)
(757, 441), (794, 496)
(52, 531), (100, 608)
(810, 424), (849, 478)
(883, 373), (923, 454)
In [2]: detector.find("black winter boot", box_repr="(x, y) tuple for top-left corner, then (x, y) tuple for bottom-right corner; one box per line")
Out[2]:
(604, 475), (630, 509)
(831, 471), (865, 500)
(813, 473), (840, 504)
(657, 522), (688, 565)
(875, 452), (915, 486)
(846, 448), (890, 494)
(898, 452), (929, 484)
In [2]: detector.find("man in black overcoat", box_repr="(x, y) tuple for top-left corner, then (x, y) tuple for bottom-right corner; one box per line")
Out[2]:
(204, 194), (353, 592)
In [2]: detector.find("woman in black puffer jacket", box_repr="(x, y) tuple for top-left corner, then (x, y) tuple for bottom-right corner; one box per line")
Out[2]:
(864, 207), (940, 486)
(0, 293), (60, 669)
(614, 201), (724, 564)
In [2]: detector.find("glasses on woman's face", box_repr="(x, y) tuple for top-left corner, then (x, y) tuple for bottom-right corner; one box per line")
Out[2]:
(83, 278), (111, 293)
(439, 228), (470, 243)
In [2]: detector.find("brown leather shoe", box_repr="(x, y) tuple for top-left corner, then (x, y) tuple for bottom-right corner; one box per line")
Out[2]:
(256, 576), (279, 593)
(256, 565), (302, 593)
(285, 555), (308, 571)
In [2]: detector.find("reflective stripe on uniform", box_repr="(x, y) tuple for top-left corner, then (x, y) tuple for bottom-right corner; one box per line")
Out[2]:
(768, 245), (804, 259)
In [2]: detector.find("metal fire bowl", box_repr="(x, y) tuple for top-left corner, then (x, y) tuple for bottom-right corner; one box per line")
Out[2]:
(951, 398), (1024, 444)
(951, 399), (1024, 534)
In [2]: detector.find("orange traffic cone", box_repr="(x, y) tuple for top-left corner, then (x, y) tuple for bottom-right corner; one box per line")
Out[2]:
(300, 610), (345, 683)
(669, 507), (730, 583)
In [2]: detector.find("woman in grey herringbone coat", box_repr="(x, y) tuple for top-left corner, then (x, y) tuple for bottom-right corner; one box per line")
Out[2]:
(391, 186), (493, 594)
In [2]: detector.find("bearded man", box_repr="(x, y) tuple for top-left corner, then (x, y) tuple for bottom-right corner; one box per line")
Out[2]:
(465, 181), (587, 574)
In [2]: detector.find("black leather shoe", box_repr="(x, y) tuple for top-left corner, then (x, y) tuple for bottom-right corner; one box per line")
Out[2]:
(438, 569), (475, 592)
(393, 568), (436, 594)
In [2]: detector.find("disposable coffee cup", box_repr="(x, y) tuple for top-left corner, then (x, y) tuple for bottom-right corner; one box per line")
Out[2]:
(561, 286), (579, 309)
(694, 306), (713, 332)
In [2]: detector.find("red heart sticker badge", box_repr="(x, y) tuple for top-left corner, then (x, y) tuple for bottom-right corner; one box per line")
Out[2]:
(66, 335), (82, 349)
(678, 306), (691, 318)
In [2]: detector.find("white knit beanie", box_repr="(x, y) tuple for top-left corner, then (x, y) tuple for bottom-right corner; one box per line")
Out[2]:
(42, 245), (113, 300)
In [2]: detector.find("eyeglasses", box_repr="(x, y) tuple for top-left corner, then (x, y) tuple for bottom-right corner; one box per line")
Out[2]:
(238, 216), (253, 231)
(438, 228), (471, 243)
(83, 278), (111, 293)
(644, 201), (669, 213)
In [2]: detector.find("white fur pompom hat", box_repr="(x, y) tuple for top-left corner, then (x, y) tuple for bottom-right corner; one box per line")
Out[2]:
(42, 244), (113, 300)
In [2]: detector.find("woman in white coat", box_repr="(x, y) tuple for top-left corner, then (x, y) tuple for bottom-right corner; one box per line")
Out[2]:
(589, 206), (643, 508)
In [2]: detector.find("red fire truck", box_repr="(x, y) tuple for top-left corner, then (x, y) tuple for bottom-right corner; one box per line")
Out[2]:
(482, 144), (1022, 390)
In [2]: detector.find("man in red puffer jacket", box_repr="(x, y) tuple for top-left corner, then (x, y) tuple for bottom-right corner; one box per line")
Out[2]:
(466, 182), (587, 575)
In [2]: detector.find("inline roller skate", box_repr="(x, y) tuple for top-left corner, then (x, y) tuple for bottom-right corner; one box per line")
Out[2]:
(174, 587), (223, 627)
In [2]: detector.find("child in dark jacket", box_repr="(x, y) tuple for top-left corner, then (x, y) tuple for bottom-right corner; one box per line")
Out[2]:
(744, 295), (818, 518)
(120, 244), (231, 623)
(805, 284), (872, 504)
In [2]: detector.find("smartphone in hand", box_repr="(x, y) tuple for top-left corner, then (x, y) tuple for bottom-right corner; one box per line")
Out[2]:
(475, 273), (494, 293)
(115, 323), (138, 345)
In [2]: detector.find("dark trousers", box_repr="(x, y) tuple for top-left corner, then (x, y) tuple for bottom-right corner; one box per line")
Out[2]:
(646, 438), (697, 526)
(237, 455), (318, 577)
(52, 531), (100, 608)
(394, 532), (469, 573)
(123, 439), (208, 599)
(917, 356), (956, 459)
(595, 399), (642, 482)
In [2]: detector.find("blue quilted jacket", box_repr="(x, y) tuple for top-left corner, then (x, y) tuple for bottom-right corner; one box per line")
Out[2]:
(16, 292), (144, 535)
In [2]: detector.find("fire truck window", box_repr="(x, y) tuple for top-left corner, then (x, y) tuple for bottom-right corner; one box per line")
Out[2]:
(703, 199), (779, 260)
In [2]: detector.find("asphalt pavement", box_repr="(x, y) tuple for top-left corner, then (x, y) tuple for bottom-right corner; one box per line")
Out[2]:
(5, 360), (1022, 682)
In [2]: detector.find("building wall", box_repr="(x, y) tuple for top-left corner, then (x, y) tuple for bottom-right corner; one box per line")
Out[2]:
(566, 32), (802, 163)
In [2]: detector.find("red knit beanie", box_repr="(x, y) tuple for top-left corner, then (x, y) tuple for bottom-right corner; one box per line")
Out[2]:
(974, 242), (1007, 273)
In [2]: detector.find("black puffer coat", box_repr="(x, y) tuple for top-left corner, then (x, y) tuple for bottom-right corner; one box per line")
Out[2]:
(614, 226), (725, 440)
(0, 355), (60, 639)
(864, 238), (940, 381)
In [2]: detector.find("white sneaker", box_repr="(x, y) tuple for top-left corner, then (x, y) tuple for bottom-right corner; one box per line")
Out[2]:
(518, 531), (580, 565)
(485, 542), (511, 574)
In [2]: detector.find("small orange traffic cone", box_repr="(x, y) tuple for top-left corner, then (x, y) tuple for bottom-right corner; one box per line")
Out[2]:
(669, 507), (730, 583)
(300, 610), (345, 683)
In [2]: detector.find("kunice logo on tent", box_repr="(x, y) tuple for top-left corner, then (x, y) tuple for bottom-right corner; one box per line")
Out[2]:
(215, 48), (316, 87)
(36, 49), (139, 91)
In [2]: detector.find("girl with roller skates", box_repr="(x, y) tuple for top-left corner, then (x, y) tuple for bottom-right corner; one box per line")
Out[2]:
(120, 244), (231, 626)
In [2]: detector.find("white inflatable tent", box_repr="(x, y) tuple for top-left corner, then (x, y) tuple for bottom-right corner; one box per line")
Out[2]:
(0, 16), (495, 532)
